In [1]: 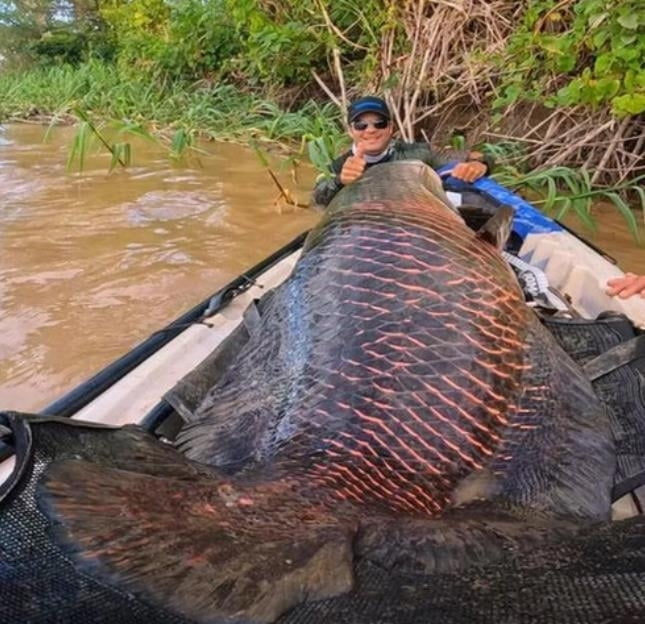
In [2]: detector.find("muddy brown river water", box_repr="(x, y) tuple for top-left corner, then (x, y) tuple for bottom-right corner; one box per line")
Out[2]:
(1, 124), (643, 412)
(0, 124), (319, 411)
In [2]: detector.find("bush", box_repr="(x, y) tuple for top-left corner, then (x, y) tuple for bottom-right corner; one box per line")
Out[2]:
(495, 0), (645, 116)
(31, 29), (88, 65)
(100, 0), (241, 79)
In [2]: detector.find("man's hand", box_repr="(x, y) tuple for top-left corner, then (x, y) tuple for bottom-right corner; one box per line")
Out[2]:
(339, 144), (366, 185)
(450, 160), (487, 183)
(606, 273), (645, 299)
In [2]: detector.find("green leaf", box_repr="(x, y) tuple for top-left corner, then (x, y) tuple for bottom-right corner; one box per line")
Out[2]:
(118, 122), (157, 144)
(562, 171), (582, 197)
(122, 142), (131, 167)
(617, 14), (639, 30)
(66, 131), (80, 173)
(556, 79), (581, 106)
(613, 46), (640, 62)
(451, 134), (466, 150)
(624, 70), (637, 92)
(602, 191), (641, 243)
(67, 121), (91, 173)
(557, 53), (577, 73)
(579, 168), (592, 193)
(170, 128), (188, 154)
(592, 29), (610, 48)
(555, 197), (571, 220)
(594, 54), (613, 75)
(588, 12), (609, 30)
(612, 93), (645, 115)
(539, 35), (563, 56)
(596, 77), (621, 99)
(109, 143), (131, 173)
(543, 175), (557, 212)
(109, 144), (122, 173)
(571, 197), (597, 232)
(629, 184), (645, 232)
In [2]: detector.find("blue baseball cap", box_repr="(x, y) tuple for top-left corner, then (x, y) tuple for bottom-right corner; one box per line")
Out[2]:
(347, 96), (391, 123)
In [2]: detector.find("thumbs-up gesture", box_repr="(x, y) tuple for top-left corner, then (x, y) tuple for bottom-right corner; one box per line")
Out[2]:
(339, 143), (367, 185)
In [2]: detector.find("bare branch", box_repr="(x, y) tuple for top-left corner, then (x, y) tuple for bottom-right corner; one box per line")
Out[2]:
(311, 70), (342, 109)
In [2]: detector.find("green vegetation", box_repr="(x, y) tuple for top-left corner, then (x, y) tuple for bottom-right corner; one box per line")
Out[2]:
(0, 61), (341, 142)
(492, 157), (645, 241)
(497, 0), (644, 117)
(0, 0), (643, 234)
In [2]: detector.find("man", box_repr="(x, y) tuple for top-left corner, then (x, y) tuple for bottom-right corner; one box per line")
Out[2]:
(312, 95), (490, 207)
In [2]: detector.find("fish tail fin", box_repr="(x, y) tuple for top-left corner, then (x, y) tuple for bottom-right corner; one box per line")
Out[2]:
(176, 405), (275, 471)
(359, 500), (579, 574)
(40, 457), (354, 623)
(475, 205), (514, 250)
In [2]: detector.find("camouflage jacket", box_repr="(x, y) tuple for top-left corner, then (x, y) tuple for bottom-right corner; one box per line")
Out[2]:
(311, 140), (487, 208)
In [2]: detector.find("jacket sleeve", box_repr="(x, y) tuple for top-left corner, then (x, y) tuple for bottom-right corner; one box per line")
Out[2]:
(311, 175), (344, 208)
(310, 152), (350, 208)
(399, 142), (494, 172)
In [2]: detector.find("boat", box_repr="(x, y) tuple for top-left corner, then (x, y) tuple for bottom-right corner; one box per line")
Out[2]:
(2, 168), (644, 496)
(1, 169), (644, 623)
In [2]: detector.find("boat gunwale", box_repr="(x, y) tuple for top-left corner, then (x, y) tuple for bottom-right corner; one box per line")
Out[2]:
(0, 231), (309, 463)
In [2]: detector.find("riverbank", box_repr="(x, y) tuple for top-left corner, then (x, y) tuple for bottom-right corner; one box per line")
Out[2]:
(0, 61), (343, 147)
(1, 60), (643, 242)
(2, 0), (642, 184)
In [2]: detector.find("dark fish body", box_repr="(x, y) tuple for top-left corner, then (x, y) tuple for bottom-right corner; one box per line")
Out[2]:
(178, 161), (613, 520)
(41, 162), (615, 623)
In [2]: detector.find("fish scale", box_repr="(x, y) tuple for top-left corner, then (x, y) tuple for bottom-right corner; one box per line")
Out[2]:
(179, 173), (532, 510)
(39, 161), (615, 623)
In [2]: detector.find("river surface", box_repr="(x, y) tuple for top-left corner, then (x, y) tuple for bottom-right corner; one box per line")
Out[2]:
(0, 124), (318, 411)
(1, 124), (643, 412)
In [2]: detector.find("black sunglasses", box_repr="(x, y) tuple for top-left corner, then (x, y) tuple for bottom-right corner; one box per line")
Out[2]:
(352, 119), (390, 131)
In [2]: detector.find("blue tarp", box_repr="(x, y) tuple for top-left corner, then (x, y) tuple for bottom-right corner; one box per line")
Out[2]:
(438, 166), (563, 239)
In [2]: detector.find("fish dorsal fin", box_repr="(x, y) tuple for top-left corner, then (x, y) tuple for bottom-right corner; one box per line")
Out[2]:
(475, 205), (514, 250)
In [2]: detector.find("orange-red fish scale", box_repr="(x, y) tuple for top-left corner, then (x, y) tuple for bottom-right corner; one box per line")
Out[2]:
(292, 198), (531, 516)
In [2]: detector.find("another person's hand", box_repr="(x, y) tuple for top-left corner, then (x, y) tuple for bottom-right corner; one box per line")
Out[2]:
(450, 161), (487, 183)
(606, 273), (645, 299)
(339, 144), (366, 185)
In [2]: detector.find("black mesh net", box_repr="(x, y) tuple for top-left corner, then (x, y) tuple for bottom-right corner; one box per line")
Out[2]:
(0, 415), (189, 624)
(0, 414), (644, 624)
(543, 315), (645, 494)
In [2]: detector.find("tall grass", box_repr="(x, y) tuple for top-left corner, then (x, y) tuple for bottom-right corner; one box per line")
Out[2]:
(2, 60), (641, 240)
(0, 60), (342, 144)
(482, 141), (645, 242)
(0, 60), (346, 208)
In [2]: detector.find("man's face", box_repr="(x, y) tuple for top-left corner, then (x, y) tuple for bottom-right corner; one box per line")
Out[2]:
(348, 112), (393, 155)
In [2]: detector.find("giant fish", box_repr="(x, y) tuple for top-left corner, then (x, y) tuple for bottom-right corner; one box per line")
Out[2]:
(40, 161), (615, 623)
